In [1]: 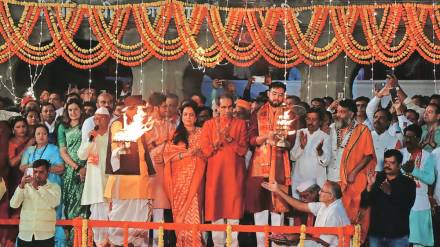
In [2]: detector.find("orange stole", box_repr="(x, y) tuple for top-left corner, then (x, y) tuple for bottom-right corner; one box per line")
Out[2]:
(163, 136), (205, 247)
(250, 103), (291, 213)
(339, 124), (376, 242)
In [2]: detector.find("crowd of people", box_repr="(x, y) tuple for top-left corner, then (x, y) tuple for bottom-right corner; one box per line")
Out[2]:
(0, 74), (439, 247)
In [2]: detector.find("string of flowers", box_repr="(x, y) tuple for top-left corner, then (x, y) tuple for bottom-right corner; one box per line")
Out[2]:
(0, 1), (437, 68)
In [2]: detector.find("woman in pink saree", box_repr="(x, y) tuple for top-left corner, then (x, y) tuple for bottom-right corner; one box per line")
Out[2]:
(163, 102), (206, 247)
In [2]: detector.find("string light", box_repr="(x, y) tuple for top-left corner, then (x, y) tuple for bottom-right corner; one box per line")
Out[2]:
(283, 0), (288, 82)
(343, 0), (350, 98)
(160, 3), (165, 93)
(308, 0), (314, 103)
(391, 0), (396, 73)
(237, 0), (248, 48)
(307, 64), (312, 103)
(371, 0), (377, 97)
(139, 0), (144, 95)
(433, 0), (438, 93)
(5, 51), (18, 103)
(371, 61), (374, 96)
(325, 0), (332, 96)
(88, 0), (93, 91)
(114, 0), (119, 97)
(27, 7), (46, 98)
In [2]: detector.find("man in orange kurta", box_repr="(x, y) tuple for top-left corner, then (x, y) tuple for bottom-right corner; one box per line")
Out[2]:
(246, 82), (294, 247)
(104, 96), (154, 246)
(328, 99), (376, 242)
(143, 92), (175, 246)
(201, 94), (248, 247)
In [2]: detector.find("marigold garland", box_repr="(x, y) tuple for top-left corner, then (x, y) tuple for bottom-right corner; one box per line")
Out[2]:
(0, 0), (438, 68)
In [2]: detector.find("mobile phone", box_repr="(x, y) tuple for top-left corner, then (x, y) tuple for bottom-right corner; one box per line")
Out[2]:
(218, 79), (225, 88)
(390, 87), (398, 102)
(253, 76), (265, 83)
(26, 168), (34, 177)
(375, 82), (386, 91)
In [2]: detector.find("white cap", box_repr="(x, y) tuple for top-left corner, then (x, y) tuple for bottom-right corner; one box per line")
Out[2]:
(296, 179), (317, 193)
(95, 107), (110, 116)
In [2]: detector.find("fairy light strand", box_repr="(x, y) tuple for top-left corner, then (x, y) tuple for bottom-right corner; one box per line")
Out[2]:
(160, 2), (165, 93)
(308, 0), (314, 103)
(307, 64), (312, 103)
(283, 0), (288, 82)
(237, 0), (248, 48)
(88, 0), (93, 90)
(433, 0), (437, 93)
(371, 0), (377, 97)
(324, 0), (332, 97)
(27, 7), (46, 98)
(343, 0), (350, 98)
(114, 0), (119, 97)
(139, 0), (144, 95)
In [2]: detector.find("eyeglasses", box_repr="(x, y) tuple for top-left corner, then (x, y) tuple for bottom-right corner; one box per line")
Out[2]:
(319, 189), (332, 194)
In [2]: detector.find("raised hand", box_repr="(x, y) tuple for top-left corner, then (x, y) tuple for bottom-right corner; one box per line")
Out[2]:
(380, 179), (391, 195)
(212, 79), (221, 89)
(366, 169), (376, 191)
(402, 160), (415, 173)
(316, 139), (324, 156)
(299, 131), (308, 149)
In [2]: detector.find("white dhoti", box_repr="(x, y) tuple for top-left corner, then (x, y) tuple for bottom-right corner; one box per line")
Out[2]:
(212, 218), (239, 247)
(152, 208), (164, 247)
(108, 199), (153, 247)
(254, 210), (285, 247)
(90, 202), (110, 247)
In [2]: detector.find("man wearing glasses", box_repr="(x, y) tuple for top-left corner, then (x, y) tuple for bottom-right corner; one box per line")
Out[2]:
(261, 180), (350, 247)
(246, 81), (295, 246)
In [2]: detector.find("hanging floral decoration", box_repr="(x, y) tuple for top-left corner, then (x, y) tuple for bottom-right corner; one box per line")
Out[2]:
(0, 0), (438, 68)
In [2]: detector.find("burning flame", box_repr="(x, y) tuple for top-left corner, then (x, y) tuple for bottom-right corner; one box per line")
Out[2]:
(113, 106), (155, 142)
(277, 110), (296, 136)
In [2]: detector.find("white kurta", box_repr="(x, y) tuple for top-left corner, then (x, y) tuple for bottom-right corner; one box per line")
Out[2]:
(307, 199), (350, 247)
(78, 133), (109, 205)
(290, 128), (331, 191)
(433, 148), (440, 205)
(371, 130), (400, 171)
(400, 148), (434, 211)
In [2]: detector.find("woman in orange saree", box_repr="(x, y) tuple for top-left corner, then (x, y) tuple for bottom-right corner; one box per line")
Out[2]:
(163, 102), (206, 247)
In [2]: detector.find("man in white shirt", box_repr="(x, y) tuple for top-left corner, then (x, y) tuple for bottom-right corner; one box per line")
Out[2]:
(10, 159), (61, 247)
(370, 109), (401, 171)
(262, 180), (350, 247)
(290, 108), (331, 195)
(77, 107), (111, 247)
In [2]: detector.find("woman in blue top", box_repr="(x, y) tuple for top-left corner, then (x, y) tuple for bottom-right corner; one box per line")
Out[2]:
(20, 124), (65, 247)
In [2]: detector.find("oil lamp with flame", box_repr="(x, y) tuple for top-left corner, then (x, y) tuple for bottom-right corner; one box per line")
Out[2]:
(112, 106), (154, 154)
(274, 107), (295, 148)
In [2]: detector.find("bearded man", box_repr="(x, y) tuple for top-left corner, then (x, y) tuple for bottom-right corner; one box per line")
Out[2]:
(327, 99), (376, 242)
(246, 82), (294, 246)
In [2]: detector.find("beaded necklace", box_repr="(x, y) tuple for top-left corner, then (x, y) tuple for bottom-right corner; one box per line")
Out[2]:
(336, 120), (357, 148)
